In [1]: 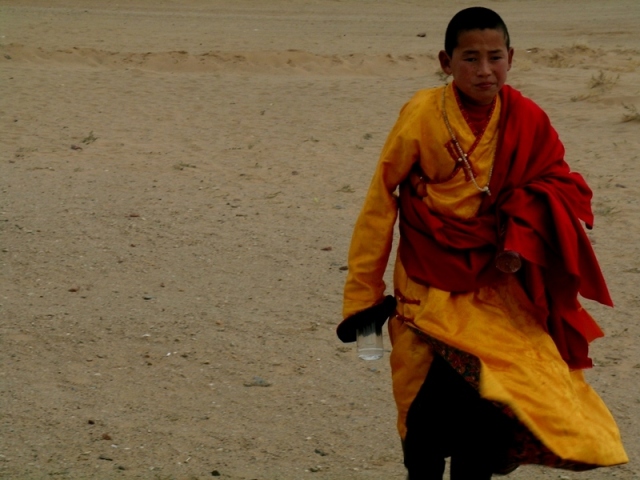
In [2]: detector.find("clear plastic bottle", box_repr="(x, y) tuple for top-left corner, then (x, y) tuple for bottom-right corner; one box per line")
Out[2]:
(356, 321), (383, 361)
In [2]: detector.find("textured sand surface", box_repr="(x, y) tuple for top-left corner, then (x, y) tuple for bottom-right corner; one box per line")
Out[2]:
(1, 1), (639, 478)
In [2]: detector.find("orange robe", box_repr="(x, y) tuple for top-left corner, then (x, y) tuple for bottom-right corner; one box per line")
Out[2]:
(343, 83), (627, 469)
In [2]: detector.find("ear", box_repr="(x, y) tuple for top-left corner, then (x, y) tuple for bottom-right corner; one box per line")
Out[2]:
(438, 50), (453, 75)
(507, 47), (514, 71)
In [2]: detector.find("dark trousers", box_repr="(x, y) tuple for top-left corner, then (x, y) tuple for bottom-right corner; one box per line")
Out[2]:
(403, 355), (514, 480)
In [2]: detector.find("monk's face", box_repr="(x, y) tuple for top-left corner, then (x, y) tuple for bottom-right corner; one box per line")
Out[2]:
(438, 28), (514, 105)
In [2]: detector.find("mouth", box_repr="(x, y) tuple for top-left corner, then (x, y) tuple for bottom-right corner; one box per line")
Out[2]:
(475, 83), (495, 90)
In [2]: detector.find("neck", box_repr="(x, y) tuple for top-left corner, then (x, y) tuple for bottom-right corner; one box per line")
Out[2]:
(453, 83), (495, 111)
(452, 84), (496, 135)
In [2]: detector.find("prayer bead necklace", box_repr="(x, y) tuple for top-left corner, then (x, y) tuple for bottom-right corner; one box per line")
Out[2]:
(441, 86), (494, 196)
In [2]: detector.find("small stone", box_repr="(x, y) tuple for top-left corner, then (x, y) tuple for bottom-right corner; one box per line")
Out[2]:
(211, 470), (221, 477)
(243, 376), (271, 387)
(143, 295), (153, 300)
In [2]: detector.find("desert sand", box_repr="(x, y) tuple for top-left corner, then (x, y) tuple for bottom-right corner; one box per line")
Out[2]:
(1, 1), (639, 479)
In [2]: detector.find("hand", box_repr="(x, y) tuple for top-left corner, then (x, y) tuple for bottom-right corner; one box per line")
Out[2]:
(409, 169), (428, 198)
(336, 296), (397, 343)
(495, 250), (522, 273)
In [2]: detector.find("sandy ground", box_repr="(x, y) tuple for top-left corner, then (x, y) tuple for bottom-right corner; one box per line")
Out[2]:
(1, 1), (639, 479)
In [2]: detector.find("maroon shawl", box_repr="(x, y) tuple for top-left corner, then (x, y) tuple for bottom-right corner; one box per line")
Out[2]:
(398, 85), (612, 369)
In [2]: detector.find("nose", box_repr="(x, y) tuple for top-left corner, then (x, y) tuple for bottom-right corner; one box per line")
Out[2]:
(477, 59), (491, 76)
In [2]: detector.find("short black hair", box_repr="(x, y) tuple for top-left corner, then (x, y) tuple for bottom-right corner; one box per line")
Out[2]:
(444, 7), (510, 57)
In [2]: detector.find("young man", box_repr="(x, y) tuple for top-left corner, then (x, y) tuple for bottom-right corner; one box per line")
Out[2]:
(338, 7), (627, 479)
